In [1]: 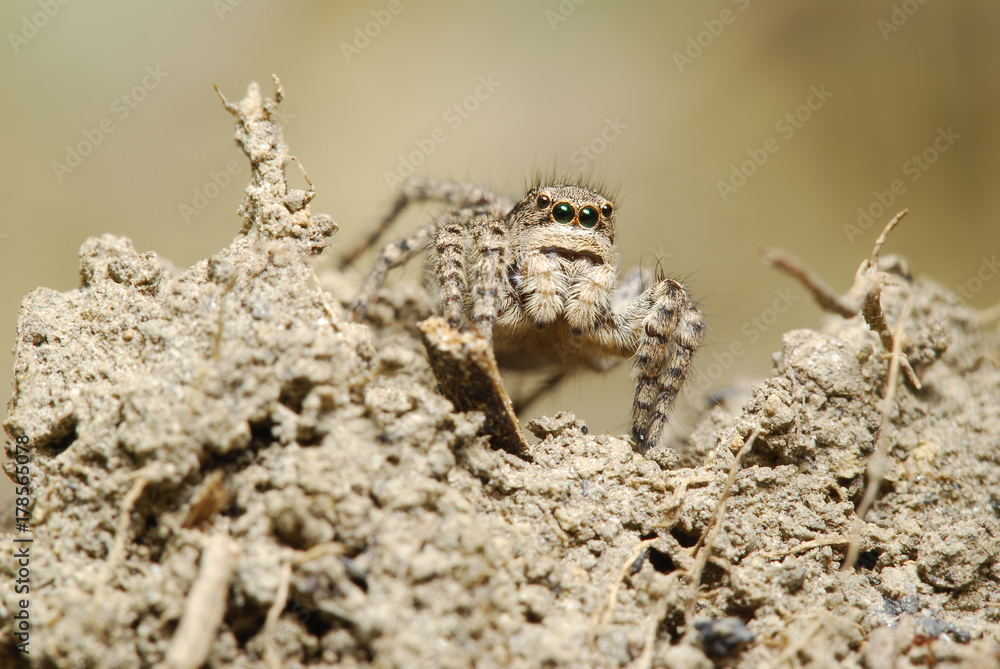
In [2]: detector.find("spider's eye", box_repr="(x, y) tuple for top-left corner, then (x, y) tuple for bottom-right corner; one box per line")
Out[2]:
(601, 203), (613, 218)
(579, 206), (599, 228)
(553, 202), (575, 224)
(536, 194), (551, 209)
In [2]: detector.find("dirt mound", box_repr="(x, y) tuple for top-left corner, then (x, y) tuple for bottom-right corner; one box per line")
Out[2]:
(2, 80), (998, 668)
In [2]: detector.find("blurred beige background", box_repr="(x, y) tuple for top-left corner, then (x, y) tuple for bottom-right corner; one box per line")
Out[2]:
(2, 1), (999, 510)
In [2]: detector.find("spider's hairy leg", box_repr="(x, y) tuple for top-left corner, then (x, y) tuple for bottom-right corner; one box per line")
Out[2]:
(432, 215), (469, 329)
(339, 177), (499, 269)
(350, 224), (434, 320)
(519, 252), (567, 329)
(469, 217), (510, 341)
(564, 263), (615, 334)
(620, 278), (705, 453)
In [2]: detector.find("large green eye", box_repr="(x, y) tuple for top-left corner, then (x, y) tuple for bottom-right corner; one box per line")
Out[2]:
(553, 202), (575, 224)
(579, 206), (599, 228)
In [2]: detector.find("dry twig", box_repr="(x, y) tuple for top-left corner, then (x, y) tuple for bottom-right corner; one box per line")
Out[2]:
(763, 209), (921, 388)
(764, 534), (852, 560)
(181, 471), (228, 529)
(164, 533), (239, 669)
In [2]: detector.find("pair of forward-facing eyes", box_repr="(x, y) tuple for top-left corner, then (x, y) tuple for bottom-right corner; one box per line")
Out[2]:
(535, 193), (613, 229)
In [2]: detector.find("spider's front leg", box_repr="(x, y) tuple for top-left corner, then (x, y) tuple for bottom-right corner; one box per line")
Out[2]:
(618, 276), (705, 453)
(469, 218), (509, 341)
(421, 216), (529, 457)
(349, 224), (434, 320)
(431, 214), (470, 329)
(339, 177), (499, 269)
(430, 212), (509, 338)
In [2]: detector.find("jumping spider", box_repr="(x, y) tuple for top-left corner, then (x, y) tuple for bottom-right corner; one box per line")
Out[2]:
(342, 177), (705, 453)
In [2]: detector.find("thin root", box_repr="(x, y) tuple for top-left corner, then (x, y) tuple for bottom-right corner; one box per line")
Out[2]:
(761, 248), (856, 318)
(683, 427), (759, 639)
(592, 537), (660, 632)
(861, 287), (921, 390)
(842, 296), (913, 572)
(262, 561), (293, 669)
(630, 605), (664, 669)
(869, 209), (907, 268)
(771, 617), (824, 668)
(290, 541), (345, 565)
(311, 270), (343, 330)
(97, 472), (150, 593)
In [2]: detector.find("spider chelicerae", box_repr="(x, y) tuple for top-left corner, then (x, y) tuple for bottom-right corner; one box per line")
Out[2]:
(341, 177), (705, 453)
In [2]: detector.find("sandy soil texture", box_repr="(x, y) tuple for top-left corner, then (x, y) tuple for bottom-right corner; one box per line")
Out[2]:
(2, 81), (999, 668)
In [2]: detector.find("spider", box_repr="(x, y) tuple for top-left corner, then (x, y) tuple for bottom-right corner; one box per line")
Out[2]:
(341, 177), (705, 453)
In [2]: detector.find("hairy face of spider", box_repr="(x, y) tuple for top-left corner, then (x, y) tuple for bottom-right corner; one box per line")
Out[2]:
(509, 184), (617, 266)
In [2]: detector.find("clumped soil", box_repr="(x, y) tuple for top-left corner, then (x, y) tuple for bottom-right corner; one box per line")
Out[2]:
(2, 81), (999, 668)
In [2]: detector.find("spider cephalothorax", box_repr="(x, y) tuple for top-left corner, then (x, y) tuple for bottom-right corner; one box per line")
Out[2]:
(343, 177), (705, 453)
